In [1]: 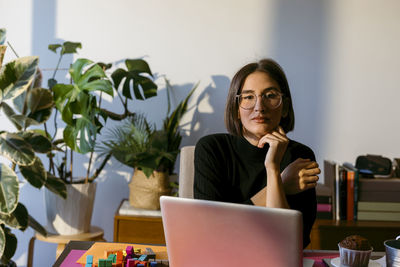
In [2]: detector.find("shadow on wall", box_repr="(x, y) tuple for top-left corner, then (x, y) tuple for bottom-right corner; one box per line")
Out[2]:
(268, 0), (329, 160)
(182, 74), (231, 147)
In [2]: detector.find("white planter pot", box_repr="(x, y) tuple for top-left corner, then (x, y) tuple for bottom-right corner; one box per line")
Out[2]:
(44, 182), (97, 235)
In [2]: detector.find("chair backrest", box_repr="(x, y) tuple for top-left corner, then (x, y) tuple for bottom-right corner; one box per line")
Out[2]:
(178, 145), (195, 198)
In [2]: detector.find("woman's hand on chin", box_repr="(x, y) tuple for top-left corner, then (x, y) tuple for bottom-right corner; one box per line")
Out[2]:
(257, 126), (289, 170)
(281, 158), (321, 194)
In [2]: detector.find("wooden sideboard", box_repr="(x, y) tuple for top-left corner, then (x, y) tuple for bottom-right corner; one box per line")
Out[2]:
(307, 219), (400, 251)
(114, 200), (400, 250)
(113, 200), (165, 245)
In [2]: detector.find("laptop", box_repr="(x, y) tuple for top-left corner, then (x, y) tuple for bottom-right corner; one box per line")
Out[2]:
(160, 196), (304, 267)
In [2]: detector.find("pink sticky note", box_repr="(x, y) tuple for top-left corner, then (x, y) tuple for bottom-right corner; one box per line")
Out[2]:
(60, 249), (87, 267)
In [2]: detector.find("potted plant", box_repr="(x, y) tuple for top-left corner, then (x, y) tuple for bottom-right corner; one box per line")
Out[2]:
(42, 41), (159, 234)
(0, 31), (65, 265)
(100, 79), (198, 210)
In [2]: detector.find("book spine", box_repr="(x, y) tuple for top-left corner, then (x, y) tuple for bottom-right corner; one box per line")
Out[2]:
(316, 212), (333, 220)
(358, 191), (400, 202)
(339, 168), (347, 220)
(335, 165), (340, 221)
(358, 201), (400, 212)
(353, 169), (359, 221)
(347, 170), (355, 221)
(357, 211), (400, 221)
(317, 203), (332, 213)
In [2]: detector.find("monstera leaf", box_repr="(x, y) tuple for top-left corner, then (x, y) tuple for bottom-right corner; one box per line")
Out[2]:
(0, 163), (19, 216)
(48, 41), (82, 55)
(52, 58), (113, 153)
(111, 59), (157, 100)
(0, 56), (39, 101)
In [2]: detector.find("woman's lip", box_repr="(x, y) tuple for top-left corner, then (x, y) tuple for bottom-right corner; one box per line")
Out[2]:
(252, 117), (269, 122)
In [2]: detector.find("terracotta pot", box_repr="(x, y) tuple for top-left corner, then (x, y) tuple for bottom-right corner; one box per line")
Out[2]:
(129, 169), (171, 210)
(44, 182), (97, 235)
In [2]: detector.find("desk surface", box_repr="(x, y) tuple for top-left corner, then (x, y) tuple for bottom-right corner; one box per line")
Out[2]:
(54, 241), (386, 267)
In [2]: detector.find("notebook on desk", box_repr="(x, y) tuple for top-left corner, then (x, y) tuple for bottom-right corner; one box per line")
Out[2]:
(160, 196), (305, 267)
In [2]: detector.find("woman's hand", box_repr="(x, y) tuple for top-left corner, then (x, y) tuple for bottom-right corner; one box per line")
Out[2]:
(257, 126), (289, 170)
(281, 158), (320, 195)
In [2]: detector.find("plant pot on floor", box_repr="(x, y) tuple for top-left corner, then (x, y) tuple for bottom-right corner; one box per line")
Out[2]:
(129, 169), (171, 210)
(44, 182), (97, 235)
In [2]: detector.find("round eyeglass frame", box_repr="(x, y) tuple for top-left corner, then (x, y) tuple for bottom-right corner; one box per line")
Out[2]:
(236, 91), (284, 110)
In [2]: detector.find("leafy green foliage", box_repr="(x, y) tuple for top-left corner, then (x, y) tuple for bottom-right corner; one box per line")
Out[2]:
(0, 203), (28, 230)
(0, 49), (64, 263)
(111, 59), (157, 100)
(52, 58), (113, 154)
(0, 164), (19, 215)
(0, 56), (39, 102)
(48, 41), (82, 55)
(0, 29), (6, 45)
(101, 80), (197, 177)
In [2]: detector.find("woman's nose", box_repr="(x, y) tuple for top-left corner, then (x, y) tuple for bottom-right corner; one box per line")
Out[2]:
(253, 95), (265, 111)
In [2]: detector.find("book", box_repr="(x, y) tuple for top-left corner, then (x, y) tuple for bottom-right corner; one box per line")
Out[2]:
(358, 201), (400, 212)
(316, 211), (333, 219)
(338, 167), (347, 220)
(317, 194), (332, 204)
(358, 191), (400, 202)
(343, 163), (359, 221)
(323, 160), (337, 220)
(359, 178), (400, 192)
(317, 203), (332, 213)
(335, 164), (341, 221)
(357, 210), (400, 221)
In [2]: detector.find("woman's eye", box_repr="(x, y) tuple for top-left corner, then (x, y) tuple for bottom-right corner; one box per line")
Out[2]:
(265, 92), (279, 99)
(243, 95), (254, 100)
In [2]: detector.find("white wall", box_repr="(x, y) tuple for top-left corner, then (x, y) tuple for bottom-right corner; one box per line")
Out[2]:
(1, 0), (400, 266)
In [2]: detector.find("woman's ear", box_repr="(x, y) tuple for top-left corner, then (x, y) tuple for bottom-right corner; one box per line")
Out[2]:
(281, 98), (289, 118)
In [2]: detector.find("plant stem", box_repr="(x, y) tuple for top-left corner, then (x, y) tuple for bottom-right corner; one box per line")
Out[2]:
(70, 149), (73, 183)
(89, 153), (112, 182)
(52, 54), (63, 80)
(44, 122), (55, 174)
(6, 41), (19, 58)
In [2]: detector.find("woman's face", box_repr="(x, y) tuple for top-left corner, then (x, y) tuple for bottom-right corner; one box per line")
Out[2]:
(238, 71), (284, 145)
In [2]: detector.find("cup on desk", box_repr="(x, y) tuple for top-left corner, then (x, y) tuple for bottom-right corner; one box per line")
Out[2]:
(384, 235), (400, 267)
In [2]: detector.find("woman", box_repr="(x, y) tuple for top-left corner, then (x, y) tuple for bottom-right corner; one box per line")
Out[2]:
(193, 58), (320, 248)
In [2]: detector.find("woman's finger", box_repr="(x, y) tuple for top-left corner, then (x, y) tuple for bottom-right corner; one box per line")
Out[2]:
(301, 175), (319, 184)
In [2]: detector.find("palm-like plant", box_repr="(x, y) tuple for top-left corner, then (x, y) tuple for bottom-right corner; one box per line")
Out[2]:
(101, 79), (198, 177)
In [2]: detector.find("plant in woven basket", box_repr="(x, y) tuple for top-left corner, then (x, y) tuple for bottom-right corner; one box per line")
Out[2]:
(100, 80), (197, 209)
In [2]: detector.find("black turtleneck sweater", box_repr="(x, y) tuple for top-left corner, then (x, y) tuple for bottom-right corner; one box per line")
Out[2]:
(193, 133), (317, 248)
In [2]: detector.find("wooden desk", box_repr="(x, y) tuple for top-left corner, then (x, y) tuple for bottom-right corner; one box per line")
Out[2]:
(114, 199), (166, 244)
(308, 219), (400, 251)
(28, 226), (105, 267)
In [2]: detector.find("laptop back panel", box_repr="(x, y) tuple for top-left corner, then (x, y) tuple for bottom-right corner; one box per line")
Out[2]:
(160, 196), (303, 267)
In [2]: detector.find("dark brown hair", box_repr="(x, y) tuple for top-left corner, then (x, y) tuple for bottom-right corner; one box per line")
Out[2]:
(224, 58), (295, 136)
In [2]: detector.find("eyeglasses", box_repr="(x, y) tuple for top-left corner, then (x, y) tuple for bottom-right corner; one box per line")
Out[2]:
(236, 90), (283, 110)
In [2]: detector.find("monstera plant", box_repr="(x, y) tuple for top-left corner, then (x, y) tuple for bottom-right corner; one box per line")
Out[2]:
(45, 41), (158, 184)
(42, 41), (160, 235)
(0, 53), (66, 264)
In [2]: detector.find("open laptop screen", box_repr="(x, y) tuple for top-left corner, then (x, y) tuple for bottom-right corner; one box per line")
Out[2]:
(160, 196), (303, 267)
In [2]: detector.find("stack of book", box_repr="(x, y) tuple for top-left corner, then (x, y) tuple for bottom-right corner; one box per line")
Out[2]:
(357, 178), (400, 221)
(316, 184), (332, 219)
(321, 160), (400, 221)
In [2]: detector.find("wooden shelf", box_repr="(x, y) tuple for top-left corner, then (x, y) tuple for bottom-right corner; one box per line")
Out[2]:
(113, 199), (165, 245)
(308, 219), (400, 251)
